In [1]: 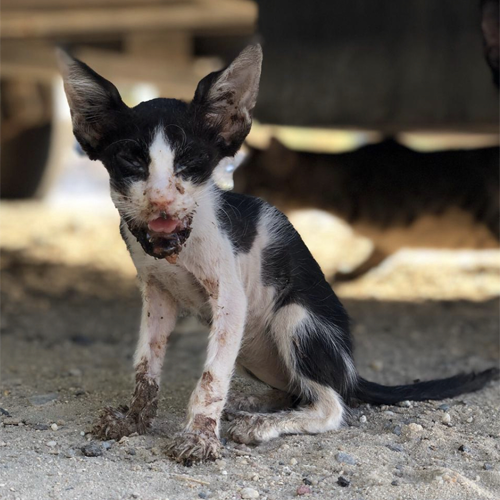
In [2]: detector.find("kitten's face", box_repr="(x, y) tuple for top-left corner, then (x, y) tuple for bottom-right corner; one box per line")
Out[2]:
(100, 100), (223, 260)
(58, 46), (262, 259)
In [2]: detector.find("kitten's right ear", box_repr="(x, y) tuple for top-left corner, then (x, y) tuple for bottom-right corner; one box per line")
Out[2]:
(481, 0), (499, 88)
(56, 49), (129, 159)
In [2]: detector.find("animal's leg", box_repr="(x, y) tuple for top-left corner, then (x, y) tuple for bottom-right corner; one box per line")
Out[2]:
(167, 268), (247, 462)
(93, 278), (177, 440)
(227, 384), (344, 444)
(226, 303), (354, 444)
(333, 245), (387, 282)
(224, 388), (295, 418)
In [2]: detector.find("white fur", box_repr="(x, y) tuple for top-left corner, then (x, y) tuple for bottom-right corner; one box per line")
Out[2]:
(147, 130), (176, 207)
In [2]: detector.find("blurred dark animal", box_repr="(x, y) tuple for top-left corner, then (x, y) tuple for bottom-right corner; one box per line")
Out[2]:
(481, 0), (500, 87)
(236, 138), (499, 280)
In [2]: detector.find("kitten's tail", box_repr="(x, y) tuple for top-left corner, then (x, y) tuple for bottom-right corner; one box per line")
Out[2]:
(354, 368), (499, 405)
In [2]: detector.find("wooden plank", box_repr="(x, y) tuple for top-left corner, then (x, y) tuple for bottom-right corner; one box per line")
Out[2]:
(1, 2), (257, 39)
(0, 43), (220, 99)
(1, 0), (226, 10)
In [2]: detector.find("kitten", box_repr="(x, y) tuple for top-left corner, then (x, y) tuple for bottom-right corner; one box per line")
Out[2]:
(237, 138), (499, 280)
(58, 46), (498, 463)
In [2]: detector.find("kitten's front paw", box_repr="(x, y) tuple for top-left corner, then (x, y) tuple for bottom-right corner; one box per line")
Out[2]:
(92, 405), (139, 440)
(166, 431), (221, 463)
(227, 413), (279, 444)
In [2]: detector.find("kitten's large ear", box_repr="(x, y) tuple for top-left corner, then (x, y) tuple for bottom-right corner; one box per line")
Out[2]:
(481, 0), (499, 88)
(57, 49), (129, 159)
(192, 45), (262, 154)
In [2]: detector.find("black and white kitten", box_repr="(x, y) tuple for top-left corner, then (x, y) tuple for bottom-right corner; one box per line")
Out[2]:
(58, 46), (498, 463)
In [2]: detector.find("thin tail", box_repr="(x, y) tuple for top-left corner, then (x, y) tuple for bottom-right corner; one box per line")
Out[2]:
(355, 368), (499, 405)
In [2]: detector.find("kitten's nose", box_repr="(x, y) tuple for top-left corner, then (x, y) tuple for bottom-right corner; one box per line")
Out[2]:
(150, 197), (174, 212)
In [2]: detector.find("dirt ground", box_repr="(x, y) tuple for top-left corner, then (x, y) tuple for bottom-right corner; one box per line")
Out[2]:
(1, 202), (499, 500)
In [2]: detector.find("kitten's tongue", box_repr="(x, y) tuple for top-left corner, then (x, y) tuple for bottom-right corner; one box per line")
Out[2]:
(148, 217), (178, 234)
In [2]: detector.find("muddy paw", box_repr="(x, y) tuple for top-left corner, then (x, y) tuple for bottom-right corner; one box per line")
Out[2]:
(227, 413), (279, 444)
(166, 431), (221, 463)
(92, 405), (139, 440)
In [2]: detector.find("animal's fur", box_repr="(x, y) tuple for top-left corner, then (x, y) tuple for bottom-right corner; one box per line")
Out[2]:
(58, 46), (499, 463)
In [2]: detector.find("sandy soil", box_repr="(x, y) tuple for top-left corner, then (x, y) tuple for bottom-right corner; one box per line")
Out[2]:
(1, 202), (499, 500)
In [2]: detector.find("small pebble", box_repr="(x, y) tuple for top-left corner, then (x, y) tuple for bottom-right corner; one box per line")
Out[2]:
(198, 492), (208, 499)
(28, 393), (58, 406)
(438, 404), (450, 411)
(386, 444), (404, 452)
(359, 415), (367, 424)
(458, 444), (471, 453)
(466, 417), (473, 423)
(337, 476), (350, 487)
(102, 440), (114, 450)
(46, 441), (57, 448)
(63, 448), (76, 458)
(81, 441), (103, 457)
(33, 424), (49, 431)
(51, 423), (58, 431)
(3, 418), (20, 426)
(483, 463), (493, 470)
(290, 458), (298, 466)
(126, 447), (136, 456)
(404, 423), (423, 433)
(335, 452), (357, 465)
(391, 480), (400, 486)
(370, 360), (383, 372)
(302, 478), (312, 486)
(441, 413), (451, 425)
(392, 425), (402, 436)
(69, 368), (82, 377)
(399, 400), (411, 407)
(240, 487), (259, 499)
(296, 485), (311, 496)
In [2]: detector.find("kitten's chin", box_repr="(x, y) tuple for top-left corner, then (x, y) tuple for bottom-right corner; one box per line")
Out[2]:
(127, 215), (193, 261)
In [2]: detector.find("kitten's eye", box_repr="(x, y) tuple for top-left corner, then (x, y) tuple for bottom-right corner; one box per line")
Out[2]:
(117, 155), (146, 175)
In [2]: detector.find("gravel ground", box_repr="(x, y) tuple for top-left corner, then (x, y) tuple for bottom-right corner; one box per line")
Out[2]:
(1, 202), (499, 500)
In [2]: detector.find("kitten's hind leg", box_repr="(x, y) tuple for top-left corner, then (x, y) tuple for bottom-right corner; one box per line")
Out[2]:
(93, 278), (177, 440)
(227, 384), (344, 444)
(224, 388), (296, 418)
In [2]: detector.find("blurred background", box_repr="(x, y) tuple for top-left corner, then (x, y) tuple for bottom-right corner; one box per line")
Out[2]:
(1, 0), (499, 300)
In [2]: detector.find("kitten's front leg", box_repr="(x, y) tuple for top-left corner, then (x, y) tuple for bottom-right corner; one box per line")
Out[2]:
(168, 271), (247, 462)
(93, 277), (177, 440)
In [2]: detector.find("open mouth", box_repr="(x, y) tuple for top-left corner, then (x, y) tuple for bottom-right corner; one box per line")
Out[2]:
(128, 214), (192, 262)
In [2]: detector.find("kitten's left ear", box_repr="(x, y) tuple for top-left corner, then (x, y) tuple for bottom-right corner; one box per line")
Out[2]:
(57, 49), (129, 159)
(192, 45), (262, 154)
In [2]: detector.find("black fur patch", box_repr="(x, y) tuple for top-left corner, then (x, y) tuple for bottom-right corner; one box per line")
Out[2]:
(217, 190), (262, 254)
(98, 98), (225, 191)
(293, 320), (354, 400)
(261, 206), (354, 399)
